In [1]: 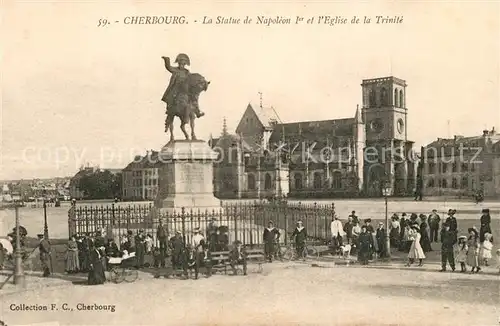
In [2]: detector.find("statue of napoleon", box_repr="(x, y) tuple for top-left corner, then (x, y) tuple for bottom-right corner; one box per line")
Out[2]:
(161, 53), (210, 141)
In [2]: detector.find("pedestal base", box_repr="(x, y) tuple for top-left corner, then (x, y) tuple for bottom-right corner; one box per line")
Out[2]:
(154, 140), (221, 213)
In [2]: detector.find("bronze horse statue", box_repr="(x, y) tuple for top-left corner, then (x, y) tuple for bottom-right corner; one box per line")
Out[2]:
(164, 73), (210, 141)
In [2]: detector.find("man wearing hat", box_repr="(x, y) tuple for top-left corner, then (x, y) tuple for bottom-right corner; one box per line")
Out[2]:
(291, 220), (307, 259)
(229, 240), (247, 275)
(169, 230), (185, 270)
(479, 208), (492, 242)
(428, 209), (441, 243)
(38, 234), (51, 277)
(444, 209), (458, 234)
(440, 223), (456, 272)
(207, 217), (218, 252)
(191, 227), (208, 265)
(330, 215), (345, 254)
(263, 221), (280, 262)
(156, 219), (169, 268)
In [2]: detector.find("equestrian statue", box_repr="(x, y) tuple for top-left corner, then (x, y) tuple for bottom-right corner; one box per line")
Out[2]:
(161, 53), (210, 141)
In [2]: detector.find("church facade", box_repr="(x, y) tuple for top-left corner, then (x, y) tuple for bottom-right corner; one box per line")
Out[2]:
(212, 76), (418, 199)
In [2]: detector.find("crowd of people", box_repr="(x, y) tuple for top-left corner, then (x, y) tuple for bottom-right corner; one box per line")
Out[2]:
(45, 207), (493, 283)
(327, 208), (498, 273)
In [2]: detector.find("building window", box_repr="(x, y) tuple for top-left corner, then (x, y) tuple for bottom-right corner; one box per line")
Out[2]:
(441, 179), (448, 188)
(294, 173), (303, 190)
(427, 178), (435, 188)
(428, 162), (436, 174)
(369, 88), (376, 107)
(470, 163), (476, 172)
(461, 176), (468, 188)
(264, 173), (272, 190)
(399, 90), (404, 108)
(394, 89), (399, 107)
(442, 163), (448, 174)
(380, 87), (388, 106)
(452, 178), (458, 189)
(452, 162), (457, 173)
(313, 172), (322, 189)
(461, 163), (468, 172)
(332, 171), (342, 189)
(247, 174), (256, 190)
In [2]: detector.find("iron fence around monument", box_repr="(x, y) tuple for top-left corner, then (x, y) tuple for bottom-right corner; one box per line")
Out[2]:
(68, 201), (336, 247)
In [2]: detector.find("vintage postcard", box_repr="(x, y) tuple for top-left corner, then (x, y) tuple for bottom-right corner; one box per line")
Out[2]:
(1, 1), (499, 325)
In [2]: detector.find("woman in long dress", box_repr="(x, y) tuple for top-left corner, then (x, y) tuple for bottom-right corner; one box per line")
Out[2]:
(357, 226), (373, 265)
(65, 236), (80, 274)
(389, 215), (400, 248)
(466, 228), (481, 273)
(406, 226), (426, 266)
(88, 243), (106, 285)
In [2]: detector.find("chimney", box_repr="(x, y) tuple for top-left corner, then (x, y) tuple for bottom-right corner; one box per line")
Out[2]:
(491, 127), (496, 134)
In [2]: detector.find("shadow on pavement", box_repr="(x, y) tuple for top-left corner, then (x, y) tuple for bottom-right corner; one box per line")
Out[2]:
(359, 278), (500, 306)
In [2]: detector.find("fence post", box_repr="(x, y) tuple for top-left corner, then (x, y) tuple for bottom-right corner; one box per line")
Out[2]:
(111, 203), (116, 226)
(233, 205), (238, 242)
(284, 200), (288, 246)
(328, 203), (335, 240)
(181, 207), (186, 244)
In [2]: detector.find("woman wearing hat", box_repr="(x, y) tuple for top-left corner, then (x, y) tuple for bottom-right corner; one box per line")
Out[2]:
(479, 209), (492, 243)
(406, 225), (426, 267)
(466, 227), (481, 273)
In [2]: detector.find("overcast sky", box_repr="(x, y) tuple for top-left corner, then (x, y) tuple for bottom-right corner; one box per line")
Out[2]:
(2, 1), (499, 180)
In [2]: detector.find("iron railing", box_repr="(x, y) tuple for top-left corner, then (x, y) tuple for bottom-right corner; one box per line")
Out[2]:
(68, 201), (336, 247)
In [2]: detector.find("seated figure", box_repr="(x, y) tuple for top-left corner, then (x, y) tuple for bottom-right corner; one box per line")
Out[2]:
(229, 240), (247, 276)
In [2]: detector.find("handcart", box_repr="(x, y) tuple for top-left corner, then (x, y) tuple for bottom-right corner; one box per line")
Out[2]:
(108, 253), (139, 284)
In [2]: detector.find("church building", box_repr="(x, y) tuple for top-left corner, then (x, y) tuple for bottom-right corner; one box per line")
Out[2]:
(211, 76), (417, 199)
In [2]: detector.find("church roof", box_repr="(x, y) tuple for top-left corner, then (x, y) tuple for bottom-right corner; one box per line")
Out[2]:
(269, 118), (355, 144)
(248, 103), (280, 128)
(214, 133), (260, 152)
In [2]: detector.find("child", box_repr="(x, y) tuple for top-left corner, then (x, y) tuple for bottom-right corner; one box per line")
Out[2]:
(455, 235), (468, 273)
(480, 233), (493, 266)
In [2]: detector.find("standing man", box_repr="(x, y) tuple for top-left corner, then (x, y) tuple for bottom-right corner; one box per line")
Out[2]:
(330, 215), (344, 253)
(169, 231), (185, 270)
(428, 209), (440, 243)
(349, 211), (359, 225)
(343, 216), (355, 245)
(191, 227), (207, 263)
(444, 209), (458, 234)
(263, 221), (281, 262)
(440, 223), (456, 272)
(38, 234), (51, 277)
(206, 217), (218, 252)
(291, 221), (307, 259)
(156, 219), (168, 268)
(479, 208), (492, 242)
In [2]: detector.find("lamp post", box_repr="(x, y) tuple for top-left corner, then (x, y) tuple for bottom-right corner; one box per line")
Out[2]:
(382, 184), (392, 258)
(14, 204), (26, 288)
(43, 199), (49, 239)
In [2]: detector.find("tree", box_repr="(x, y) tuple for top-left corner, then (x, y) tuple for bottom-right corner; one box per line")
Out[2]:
(79, 170), (122, 199)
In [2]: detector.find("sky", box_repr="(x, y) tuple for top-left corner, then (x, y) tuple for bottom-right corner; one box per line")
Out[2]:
(1, 1), (499, 180)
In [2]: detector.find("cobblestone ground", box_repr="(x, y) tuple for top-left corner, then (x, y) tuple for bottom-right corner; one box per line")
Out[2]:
(1, 262), (498, 326)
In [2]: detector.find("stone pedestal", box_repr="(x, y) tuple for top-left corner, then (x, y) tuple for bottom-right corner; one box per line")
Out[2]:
(155, 140), (221, 213)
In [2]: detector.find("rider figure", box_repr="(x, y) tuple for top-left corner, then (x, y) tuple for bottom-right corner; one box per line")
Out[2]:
(161, 53), (204, 118)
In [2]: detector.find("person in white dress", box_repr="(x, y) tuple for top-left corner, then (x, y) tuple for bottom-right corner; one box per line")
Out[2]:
(406, 225), (426, 266)
(480, 233), (493, 266)
(454, 235), (468, 273)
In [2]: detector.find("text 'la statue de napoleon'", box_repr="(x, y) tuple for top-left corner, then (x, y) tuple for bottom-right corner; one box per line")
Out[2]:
(161, 53), (210, 142)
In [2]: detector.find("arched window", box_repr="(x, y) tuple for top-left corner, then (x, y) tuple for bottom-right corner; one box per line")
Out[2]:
(381, 87), (388, 106)
(394, 89), (399, 107)
(461, 176), (468, 188)
(247, 174), (256, 190)
(452, 178), (458, 189)
(369, 88), (376, 107)
(332, 171), (342, 189)
(294, 173), (303, 190)
(313, 172), (322, 189)
(264, 173), (272, 190)
(399, 90), (404, 108)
